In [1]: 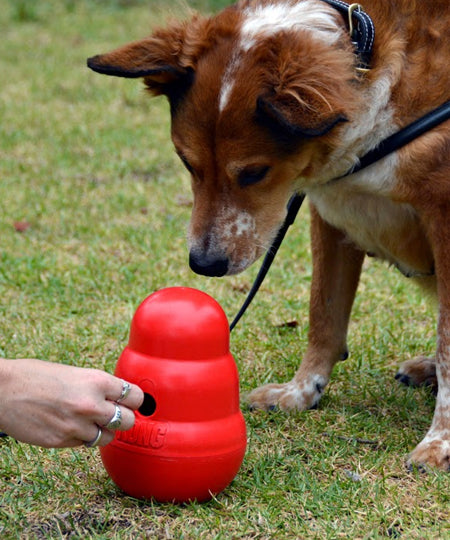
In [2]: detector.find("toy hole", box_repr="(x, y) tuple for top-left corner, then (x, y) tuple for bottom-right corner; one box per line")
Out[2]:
(139, 393), (157, 417)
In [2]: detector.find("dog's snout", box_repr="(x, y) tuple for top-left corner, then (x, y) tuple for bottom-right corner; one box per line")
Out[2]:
(189, 251), (229, 277)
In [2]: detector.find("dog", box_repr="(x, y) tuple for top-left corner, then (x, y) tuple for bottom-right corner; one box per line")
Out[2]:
(87, 0), (450, 470)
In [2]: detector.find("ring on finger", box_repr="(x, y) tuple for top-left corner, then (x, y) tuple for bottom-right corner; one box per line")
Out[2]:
(117, 380), (131, 403)
(84, 427), (102, 448)
(104, 404), (122, 430)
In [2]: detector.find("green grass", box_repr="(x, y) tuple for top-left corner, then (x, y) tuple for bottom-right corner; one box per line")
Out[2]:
(0, 1), (449, 538)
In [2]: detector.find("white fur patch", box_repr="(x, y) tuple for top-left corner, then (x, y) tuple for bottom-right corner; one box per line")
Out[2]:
(267, 374), (326, 408)
(221, 207), (258, 273)
(421, 429), (450, 446)
(219, 0), (342, 112)
(418, 348), (450, 450)
(341, 75), (399, 172)
(435, 345), (450, 422)
(305, 170), (434, 278)
(287, 373), (326, 398)
(240, 0), (341, 51)
(303, 71), (413, 268)
(308, 74), (399, 186)
(305, 156), (401, 248)
(188, 204), (259, 275)
(219, 206), (256, 237)
(219, 80), (234, 112)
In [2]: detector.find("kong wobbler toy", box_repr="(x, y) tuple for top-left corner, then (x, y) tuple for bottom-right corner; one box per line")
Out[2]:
(100, 287), (247, 503)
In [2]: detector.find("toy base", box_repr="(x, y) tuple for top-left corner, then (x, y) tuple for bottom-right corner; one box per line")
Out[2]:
(101, 443), (246, 503)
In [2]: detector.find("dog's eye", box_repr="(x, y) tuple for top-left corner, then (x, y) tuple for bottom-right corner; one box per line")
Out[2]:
(178, 153), (194, 175)
(238, 166), (270, 188)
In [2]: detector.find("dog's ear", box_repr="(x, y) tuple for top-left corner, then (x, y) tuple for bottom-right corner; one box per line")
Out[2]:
(87, 40), (190, 86)
(255, 36), (355, 141)
(87, 17), (207, 99)
(256, 91), (348, 140)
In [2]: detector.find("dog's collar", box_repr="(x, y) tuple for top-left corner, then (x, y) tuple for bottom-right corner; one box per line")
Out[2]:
(319, 0), (375, 73)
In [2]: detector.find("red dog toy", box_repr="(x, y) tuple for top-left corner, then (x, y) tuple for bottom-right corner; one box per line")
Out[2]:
(100, 287), (247, 503)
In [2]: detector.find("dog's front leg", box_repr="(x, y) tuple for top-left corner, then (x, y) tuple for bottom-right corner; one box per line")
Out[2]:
(408, 209), (450, 471)
(247, 204), (365, 411)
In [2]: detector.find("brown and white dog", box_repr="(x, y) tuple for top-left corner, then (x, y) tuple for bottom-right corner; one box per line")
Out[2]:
(88, 0), (450, 470)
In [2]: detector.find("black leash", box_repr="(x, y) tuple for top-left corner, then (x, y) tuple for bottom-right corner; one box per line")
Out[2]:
(230, 192), (305, 331)
(343, 101), (450, 177)
(230, 100), (450, 331)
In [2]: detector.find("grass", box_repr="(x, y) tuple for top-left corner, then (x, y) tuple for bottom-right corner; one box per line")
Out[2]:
(0, 0), (449, 538)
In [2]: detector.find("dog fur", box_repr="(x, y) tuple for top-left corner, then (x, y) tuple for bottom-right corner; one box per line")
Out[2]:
(87, 0), (450, 470)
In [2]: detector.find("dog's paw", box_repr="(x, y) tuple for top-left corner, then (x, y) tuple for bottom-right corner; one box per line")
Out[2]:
(247, 375), (327, 412)
(407, 437), (450, 472)
(395, 356), (437, 393)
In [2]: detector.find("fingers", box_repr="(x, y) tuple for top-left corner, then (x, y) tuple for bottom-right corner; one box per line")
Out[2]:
(81, 372), (145, 449)
(98, 401), (136, 432)
(83, 425), (114, 448)
(83, 402), (132, 449)
(98, 429), (114, 446)
(106, 378), (145, 410)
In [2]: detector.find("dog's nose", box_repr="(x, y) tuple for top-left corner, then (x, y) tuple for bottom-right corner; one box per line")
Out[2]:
(189, 252), (229, 277)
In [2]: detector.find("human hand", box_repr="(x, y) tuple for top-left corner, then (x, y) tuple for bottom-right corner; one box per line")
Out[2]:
(0, 358), (144, 448)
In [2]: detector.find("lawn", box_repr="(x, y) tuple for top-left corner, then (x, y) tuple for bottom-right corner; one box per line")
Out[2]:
(0, 0), (448, 538)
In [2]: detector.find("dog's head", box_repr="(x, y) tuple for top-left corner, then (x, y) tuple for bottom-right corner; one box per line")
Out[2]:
(88, 1), (360, 276)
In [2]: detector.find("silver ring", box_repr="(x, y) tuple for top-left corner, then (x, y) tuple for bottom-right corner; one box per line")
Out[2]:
(105, 404), (122, 430)
(84, 427), (102, 448)
(116, 380), (131, 403)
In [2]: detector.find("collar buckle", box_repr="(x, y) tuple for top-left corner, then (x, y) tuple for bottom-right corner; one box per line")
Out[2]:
(347, 3), (363, 38)
(348, 3), (372, 73)
(347, 4), (364, 39)
(320, 0), (375, 74)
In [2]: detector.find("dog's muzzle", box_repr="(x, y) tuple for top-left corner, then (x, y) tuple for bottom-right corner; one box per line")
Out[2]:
(189, 251), (229, 277)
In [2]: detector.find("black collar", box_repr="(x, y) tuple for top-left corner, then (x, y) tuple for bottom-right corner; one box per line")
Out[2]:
(319, 0), (375, 72)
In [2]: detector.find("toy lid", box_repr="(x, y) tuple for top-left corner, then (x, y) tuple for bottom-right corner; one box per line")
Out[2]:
(128, 287), (230, 360)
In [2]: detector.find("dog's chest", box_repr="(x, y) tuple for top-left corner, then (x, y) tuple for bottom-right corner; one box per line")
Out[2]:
(306, 181), (435, 278)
